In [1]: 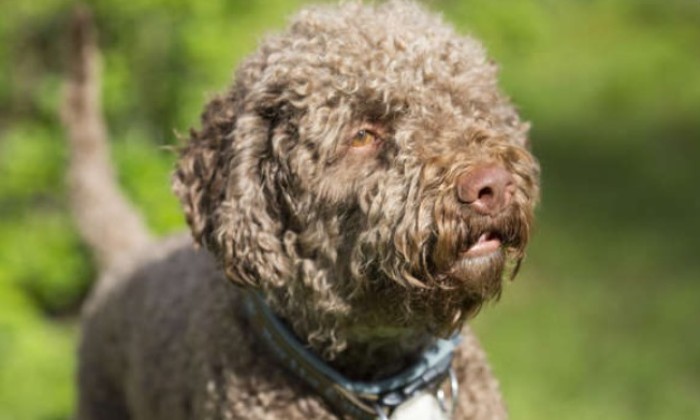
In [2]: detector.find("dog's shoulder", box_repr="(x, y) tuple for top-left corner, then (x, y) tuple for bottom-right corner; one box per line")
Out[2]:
(79, 233), (337, 419)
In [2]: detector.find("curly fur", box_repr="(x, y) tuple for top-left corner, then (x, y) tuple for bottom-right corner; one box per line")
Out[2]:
(73, 1), (539, 419)
(174, 0), (538, 370)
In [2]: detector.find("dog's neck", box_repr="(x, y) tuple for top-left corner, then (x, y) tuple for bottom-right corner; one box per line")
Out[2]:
(330, 328), (436, 380)
(246, 290), (440, 380)
(244, 291), (460, 418)
(263, 292), (437, 381)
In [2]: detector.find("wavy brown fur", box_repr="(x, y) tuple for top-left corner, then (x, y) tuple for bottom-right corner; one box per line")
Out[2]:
(77, 1), (539, 419)
(174, 1), (538, 371)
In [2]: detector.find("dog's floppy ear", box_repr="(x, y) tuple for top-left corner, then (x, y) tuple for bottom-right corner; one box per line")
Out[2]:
(173, 82), (293, 289)
(173, 95), (232, 248)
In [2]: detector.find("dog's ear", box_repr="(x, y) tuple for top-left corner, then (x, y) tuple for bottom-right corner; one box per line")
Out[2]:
(173, 95), (231, 248)
(173, 83), (293, 289)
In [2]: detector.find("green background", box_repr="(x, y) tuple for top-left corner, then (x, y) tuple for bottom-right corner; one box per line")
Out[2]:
(1, 0), (699, 418)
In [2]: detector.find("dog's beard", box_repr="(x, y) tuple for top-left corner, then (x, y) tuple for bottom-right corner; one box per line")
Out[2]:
(348, 246), (506, 341)
(337, 182), (533, 345)
(403, 248), (507, 336)
(379, 195), (532, 336)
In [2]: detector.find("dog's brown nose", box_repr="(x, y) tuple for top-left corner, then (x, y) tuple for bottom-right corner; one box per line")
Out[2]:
(456, 164), (514, 215)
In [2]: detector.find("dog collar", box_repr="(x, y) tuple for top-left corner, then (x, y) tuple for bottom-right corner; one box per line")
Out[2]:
(244, 291), (461, 419)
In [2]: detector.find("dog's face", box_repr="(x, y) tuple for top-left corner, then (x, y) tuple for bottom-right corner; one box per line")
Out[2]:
(174, 1), (539, 354)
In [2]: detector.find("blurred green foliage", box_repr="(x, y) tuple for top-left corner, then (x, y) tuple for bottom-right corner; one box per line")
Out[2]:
(1, 0), (699, 419)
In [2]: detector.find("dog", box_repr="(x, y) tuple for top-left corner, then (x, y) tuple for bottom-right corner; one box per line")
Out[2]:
(63, 2), (539, 419)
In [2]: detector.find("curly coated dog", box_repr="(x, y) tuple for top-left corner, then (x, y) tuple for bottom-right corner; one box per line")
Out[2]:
(64, 1), (539, 419)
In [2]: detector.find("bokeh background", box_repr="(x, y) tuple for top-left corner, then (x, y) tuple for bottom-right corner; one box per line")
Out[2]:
(1, 0), (699, 418)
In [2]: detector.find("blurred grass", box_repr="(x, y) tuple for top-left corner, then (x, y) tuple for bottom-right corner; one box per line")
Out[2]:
(1, 0), (699, 419)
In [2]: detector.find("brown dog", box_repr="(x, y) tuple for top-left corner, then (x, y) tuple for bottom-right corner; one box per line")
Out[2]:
(65, 2), (539, 419)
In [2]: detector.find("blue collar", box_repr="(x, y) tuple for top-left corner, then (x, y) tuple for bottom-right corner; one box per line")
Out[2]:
(244, 291), (461, 419)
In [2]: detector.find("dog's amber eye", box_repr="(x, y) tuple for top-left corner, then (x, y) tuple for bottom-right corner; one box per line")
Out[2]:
(351, 130), (378, 148)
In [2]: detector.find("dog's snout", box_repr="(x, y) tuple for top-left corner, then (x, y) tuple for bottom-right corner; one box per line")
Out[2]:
(456, 164), (514, 215)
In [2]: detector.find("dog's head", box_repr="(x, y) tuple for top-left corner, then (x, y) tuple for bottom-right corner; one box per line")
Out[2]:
(174, 1), (539, 354)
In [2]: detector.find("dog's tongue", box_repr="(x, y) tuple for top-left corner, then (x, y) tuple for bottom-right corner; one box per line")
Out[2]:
(463, 233), (501, 257)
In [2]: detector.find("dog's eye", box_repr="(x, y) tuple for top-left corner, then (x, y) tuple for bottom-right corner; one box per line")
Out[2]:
(351, 130), (378, 148)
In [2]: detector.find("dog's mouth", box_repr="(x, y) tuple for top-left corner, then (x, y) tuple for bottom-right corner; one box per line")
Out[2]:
(441, 225), (513, 290)
(459, 231), (502, 259)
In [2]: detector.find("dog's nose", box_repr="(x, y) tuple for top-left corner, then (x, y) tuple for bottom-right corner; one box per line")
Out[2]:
(456, 164), (514, 215)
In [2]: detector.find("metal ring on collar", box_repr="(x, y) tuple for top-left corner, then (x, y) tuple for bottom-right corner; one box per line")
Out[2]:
(435, 368), (459, 418)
